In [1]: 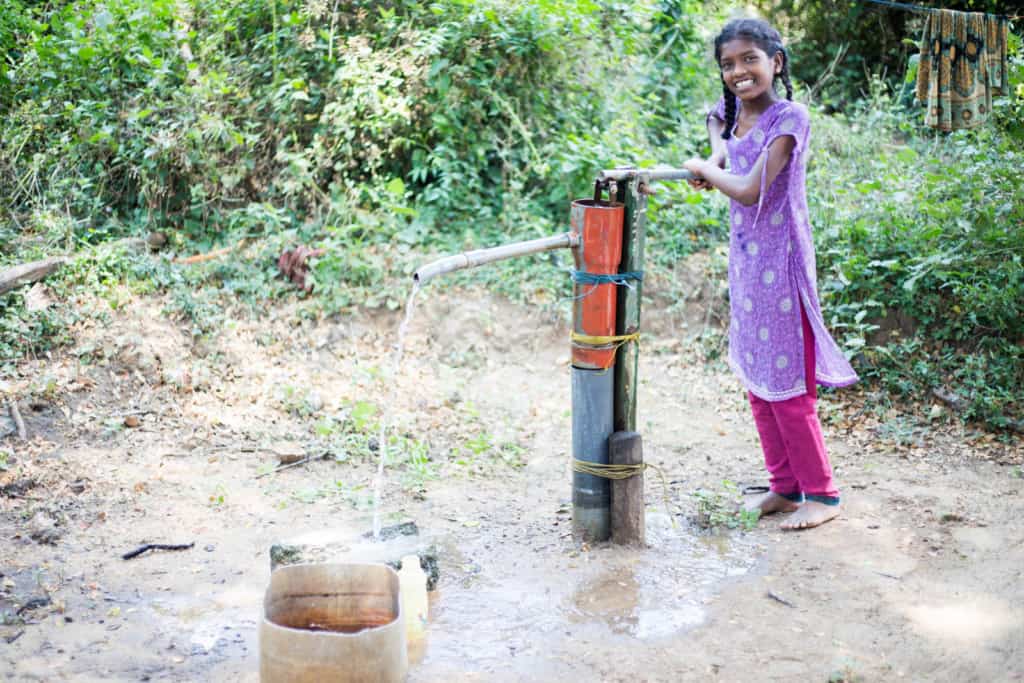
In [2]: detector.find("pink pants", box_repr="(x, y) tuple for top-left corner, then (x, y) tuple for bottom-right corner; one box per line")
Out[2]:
(748, 305), (839, 501)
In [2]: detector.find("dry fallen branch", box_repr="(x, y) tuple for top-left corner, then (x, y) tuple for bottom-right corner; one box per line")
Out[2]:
(932, 387), (1024, 434)
(122, 542), (195, 560)
(173, 239), (246, 265)
(0, 257), (67, 297)
(766, 590), (796, 608)
(7, 400), (26, 440)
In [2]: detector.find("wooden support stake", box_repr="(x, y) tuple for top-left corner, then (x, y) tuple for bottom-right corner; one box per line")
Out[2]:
(613, 176), (647, 433)
(0, 257), (66, 297)
(610, 431), (644, 546)
(8, 400), (26, 441)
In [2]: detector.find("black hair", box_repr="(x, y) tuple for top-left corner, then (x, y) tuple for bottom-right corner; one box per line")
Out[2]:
(713, 18), (793, 140)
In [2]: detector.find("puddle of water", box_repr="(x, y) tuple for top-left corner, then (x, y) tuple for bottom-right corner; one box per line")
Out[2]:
(373, 282), (422, 540)
(412, 513), (758, 679)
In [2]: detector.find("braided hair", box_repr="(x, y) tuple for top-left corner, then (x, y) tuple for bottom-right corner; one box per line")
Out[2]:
(714, 19), (793, 140)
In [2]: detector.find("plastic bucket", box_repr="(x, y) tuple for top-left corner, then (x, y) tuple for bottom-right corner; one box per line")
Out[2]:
(260, 563), (408, 682)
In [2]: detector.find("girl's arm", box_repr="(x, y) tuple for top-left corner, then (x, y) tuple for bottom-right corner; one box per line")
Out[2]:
(684, 135), (796, 206)
(707, 117), (727, 167)
(689, 116), (728, 191)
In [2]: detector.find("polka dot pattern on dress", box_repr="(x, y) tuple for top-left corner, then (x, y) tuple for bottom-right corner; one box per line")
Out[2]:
(711, 96), (859, 400)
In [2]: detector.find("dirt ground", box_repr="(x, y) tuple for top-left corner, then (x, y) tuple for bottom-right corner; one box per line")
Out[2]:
(1, 273), (1022, 682)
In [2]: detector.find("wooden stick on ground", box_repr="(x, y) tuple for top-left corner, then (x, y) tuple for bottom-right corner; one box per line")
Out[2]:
(122, 542), (195, 560)
(0, 257), (66, 297)
(932, 387), (1024, 435)
(254, 454), (319, 479)
(173, 240), (246, 265)
(7, 400), (26, 440)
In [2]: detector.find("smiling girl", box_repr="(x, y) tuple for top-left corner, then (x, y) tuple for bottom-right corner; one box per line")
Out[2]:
(683, 18), (858, 530)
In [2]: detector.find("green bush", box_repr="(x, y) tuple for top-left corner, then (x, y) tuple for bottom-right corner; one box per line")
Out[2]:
(1, 0), (1020, 433)
(809, 85), (1023, 429)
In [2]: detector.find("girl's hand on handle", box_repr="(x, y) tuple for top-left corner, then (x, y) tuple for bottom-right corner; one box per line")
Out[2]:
(687, 152), (727, 191)
(684, 158), (712, 190)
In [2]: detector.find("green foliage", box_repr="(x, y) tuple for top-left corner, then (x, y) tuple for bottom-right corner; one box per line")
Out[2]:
(692, 480), (759, 531)
(1, 0), (1021, 435)
(809, 85), (1024, 429)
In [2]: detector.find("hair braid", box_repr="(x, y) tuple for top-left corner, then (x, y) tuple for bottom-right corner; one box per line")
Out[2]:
(779, 48), (794, 100)
(721, 79), (737, 140)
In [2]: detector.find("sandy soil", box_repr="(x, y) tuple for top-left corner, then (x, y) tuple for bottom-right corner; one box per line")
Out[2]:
(1, 277), (1022, 682)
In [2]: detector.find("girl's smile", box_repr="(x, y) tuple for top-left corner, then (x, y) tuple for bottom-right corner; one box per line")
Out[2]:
(718, 39), (783, 105)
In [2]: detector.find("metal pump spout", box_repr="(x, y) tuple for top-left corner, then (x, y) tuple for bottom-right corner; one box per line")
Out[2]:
(412, 232), (579, 285)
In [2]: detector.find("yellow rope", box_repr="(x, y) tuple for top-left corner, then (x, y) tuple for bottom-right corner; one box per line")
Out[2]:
(572, 458), (675, 524)
(570, 331), (640, 347)
(572, 460), (645, 479)
(569, 331), (640, 370)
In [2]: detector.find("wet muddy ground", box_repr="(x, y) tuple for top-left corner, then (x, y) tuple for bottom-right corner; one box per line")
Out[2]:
(1, 284), (1022, 682)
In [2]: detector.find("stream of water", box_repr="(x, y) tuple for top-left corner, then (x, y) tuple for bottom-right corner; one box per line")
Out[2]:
(372, 281), (422, 540)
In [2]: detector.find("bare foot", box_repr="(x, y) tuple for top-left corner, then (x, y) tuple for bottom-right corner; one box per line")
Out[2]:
(745, 492), (800, 517)
(780, 501), (840, 530)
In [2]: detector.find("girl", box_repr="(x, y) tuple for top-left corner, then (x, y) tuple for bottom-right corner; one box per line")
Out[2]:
(683, 18), (858, 530)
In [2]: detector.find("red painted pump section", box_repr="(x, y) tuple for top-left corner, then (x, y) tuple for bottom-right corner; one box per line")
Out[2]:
(569, 199), (625, 370)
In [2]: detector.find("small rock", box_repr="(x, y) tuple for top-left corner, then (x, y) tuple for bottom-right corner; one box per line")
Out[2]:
(271, 442), (305, 465)
(363, 521), (419, 541)
(162, 366), (193, 393)
(68, 480), (87, 494)
(124, 415), (140, 428)
(28, 512), (63, 545)
(305, 391), (324, 413)
(147, 232), (168, 250)
(23, 283), (52, 313)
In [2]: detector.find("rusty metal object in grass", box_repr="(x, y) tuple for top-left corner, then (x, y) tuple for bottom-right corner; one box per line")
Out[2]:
(278, 245), (325, 292)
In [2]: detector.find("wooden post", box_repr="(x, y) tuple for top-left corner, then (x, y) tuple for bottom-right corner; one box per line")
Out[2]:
(613, 174), (647, 433)
(0, 257), (66, 297)
(610, 431), (644, 546)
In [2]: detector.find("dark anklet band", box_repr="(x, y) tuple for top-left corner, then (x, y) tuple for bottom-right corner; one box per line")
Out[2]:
(805, 494), (840, 506)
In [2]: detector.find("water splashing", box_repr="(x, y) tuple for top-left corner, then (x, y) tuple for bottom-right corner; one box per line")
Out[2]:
(372, 282), (422, 540)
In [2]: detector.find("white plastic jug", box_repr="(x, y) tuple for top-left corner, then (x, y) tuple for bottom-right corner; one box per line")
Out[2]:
(398, 554), (428, 640)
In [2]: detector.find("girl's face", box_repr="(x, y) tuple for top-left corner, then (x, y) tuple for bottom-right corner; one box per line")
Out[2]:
(718, 38), (782, 103)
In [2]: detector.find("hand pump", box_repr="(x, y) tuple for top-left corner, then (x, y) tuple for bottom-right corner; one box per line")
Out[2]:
(413, 167), (694, 544)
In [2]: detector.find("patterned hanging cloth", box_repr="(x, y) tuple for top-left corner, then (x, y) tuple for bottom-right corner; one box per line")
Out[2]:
(915, 9), (1009, 131)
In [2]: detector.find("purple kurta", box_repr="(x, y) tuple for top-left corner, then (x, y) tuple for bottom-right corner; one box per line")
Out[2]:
(709, 98), (858, 401)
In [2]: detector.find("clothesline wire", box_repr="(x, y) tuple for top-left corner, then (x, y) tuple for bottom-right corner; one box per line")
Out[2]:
(858, 0), (1022, 21)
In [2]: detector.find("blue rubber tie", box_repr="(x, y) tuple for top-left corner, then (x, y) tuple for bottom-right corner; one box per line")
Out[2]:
(570, 270), (644, 287)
